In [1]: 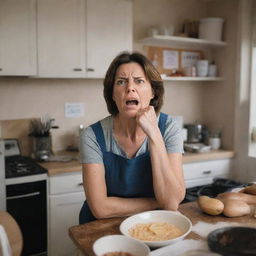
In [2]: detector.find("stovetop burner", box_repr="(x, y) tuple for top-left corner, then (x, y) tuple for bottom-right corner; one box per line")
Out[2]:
(4, 138), (47, 179)
(182, 178), (251, 203)
(5, 155), (47, 179)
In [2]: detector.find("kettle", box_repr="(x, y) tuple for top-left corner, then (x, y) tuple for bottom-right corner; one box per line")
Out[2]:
(184, 124), (209, 144)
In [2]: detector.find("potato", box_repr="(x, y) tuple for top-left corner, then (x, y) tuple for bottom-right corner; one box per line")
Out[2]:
(223, 199), (251, 217)
(217, 192), (256, 204)
(240, 184), (256, 195)
(198, 196), (224, 215)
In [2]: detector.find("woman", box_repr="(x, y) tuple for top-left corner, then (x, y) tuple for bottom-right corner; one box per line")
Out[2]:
(79, 51), (185, 224)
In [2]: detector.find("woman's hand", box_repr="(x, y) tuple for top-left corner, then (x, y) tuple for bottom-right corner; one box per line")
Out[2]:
(136, 106), (158, 137)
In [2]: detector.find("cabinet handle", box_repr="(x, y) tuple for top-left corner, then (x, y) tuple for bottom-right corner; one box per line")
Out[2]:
(86, 68), (94, 72)
(202, 170), (212, 175)
(7, 191), (40, 200)
(73, 68), (82, 71)
(78, 182), (83, 186)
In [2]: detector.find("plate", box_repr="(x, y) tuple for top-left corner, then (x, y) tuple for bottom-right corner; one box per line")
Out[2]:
(207, 226), (256, 256)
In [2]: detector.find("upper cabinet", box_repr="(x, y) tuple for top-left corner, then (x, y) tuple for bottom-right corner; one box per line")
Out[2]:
(37, 0), (132, 78)
(86, 0), (132, 78)
(37, 0), (86, 78)
(0, 0), (37, 76)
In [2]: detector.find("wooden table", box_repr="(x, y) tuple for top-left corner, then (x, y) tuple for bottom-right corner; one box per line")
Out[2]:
(69, 202), (256, 256)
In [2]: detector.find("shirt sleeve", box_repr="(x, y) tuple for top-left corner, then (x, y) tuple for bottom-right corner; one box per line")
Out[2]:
(79, 126), (104, 164)
(164, 115), (184, 154)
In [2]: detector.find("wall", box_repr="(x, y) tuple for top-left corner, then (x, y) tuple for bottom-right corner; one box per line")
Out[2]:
(200, 0), (238, 151)
(233, 0), (256, 182)
(0, 0), (237, 153)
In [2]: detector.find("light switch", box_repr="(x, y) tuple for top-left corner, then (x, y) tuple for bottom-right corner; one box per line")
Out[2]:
(65, 103), (84, 118)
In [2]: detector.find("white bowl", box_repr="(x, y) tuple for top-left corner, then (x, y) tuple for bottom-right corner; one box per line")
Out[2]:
(93, 234), (150, 256)
(119, 210), (192, 248)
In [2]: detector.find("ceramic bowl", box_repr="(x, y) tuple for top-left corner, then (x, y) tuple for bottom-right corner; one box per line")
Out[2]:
(207, 226), (256, 256)
(92, 234), (150, 256)
(119, 210), (192, 248)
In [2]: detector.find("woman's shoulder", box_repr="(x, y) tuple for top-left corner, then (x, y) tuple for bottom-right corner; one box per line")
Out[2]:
(83, 115), (113, 137)
(160, 112), (182, 127)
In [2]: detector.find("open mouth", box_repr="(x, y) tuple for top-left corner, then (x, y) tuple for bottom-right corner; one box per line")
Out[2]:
(126, 99), (139, 105)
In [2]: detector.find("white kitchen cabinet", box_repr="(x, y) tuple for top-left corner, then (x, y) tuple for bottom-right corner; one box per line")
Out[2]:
(48, 171), (85, 256)
(86, 0), (132, 78)
(37, 0), (86, 78)
(37, 0), (132, 78)
(183, 158), (233, 188)
(0, 0), (37, 76)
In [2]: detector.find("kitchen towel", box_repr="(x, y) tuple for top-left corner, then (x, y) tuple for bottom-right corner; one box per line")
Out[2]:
(0, 224), (12, 256)
(149, 239), (209, 256)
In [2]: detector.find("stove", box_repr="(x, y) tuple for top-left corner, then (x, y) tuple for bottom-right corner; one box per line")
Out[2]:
(4, 139), (48, 255)
(5, 155), (46, 178)
(182, 178), (251, 203)
(4, 139), (47, 185)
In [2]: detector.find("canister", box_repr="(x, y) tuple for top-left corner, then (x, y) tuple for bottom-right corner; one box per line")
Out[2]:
(199, 17), (224, 41)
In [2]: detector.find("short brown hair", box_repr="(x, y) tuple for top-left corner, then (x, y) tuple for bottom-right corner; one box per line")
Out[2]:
(103, 51), (164, 116)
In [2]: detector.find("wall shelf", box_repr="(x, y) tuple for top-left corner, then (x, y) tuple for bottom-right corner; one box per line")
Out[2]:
(140, 35), (227, 48)
(162, 76), (225, 81)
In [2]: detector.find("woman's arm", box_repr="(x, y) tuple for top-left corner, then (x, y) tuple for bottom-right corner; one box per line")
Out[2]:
(82, 163), (159, 219)
(136, 107), (186, 210)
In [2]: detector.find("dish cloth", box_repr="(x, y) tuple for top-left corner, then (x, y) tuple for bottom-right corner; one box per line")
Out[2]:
(150, 239), (209, 256)
(0, 224), (12, 256)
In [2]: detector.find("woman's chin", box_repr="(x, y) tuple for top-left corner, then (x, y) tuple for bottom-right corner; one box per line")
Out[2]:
(120, 109), (138, 118)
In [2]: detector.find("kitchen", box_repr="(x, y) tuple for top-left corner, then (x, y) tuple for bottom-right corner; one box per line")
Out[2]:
(0, 0), (256, 255)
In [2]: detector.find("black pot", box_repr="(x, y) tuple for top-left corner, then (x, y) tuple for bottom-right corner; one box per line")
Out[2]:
(207, 226), (256, 256)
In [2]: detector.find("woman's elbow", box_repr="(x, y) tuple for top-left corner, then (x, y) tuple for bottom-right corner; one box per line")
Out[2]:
(162, 200), (180, 211)
(89, 202), (112, 219)
(162, 191), (186, 211)
(90, 206), (107, 219)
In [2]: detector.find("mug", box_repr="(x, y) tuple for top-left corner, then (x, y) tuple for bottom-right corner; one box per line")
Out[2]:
(209, 137), (221, 150)
(208, 64), (217, 77)
(197, 60), (209, 77)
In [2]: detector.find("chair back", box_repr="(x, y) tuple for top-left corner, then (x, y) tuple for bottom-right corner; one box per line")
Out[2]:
(0, 211), (23, 256)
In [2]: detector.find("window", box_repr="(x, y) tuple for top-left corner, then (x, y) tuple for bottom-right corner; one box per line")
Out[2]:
(248, 2), (256, 157)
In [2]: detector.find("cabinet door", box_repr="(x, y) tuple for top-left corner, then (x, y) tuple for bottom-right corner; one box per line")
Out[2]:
(86, 0), (132, 78)
(37, 0), (86, 78)
(0, 0), (36, 76)
(183, 159), (232, 188)
(48, 192), (85, 256)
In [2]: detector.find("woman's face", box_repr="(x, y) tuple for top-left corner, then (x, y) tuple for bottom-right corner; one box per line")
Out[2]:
(112, 62), (154, 117)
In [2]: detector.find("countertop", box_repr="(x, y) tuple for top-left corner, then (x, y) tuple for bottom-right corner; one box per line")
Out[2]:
(68, 201), (256, 256)
(39, 149), (235, 176)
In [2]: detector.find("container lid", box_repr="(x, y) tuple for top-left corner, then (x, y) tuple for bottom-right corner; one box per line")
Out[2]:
(200, 17), (224, 23)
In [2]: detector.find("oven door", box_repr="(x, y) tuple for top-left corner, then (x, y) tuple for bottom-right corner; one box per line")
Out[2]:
(6, 180), (47, 256)
(0, 139), (6, 210)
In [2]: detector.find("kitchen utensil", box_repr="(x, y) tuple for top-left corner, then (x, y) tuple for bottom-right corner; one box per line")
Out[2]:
(184, 143), (211, 153)
(209, 137), (221, 150)
(199, 17), (224, 41)
(93, 234), (150, 256)
(184, 124), (208, 144)
(119, 210), (192, 248)
(207, 226), (256, 256)
(208, 63), (217, 77)
(197, 60), (209, 77)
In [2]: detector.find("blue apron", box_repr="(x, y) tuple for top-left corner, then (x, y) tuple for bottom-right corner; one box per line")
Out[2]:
(79, 113), (168, 224)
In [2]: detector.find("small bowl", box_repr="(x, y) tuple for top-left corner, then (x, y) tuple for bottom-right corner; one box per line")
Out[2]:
(207, 226), (256, 256)
(119, 210), (192, 248)
(92, 234), (150, 256)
